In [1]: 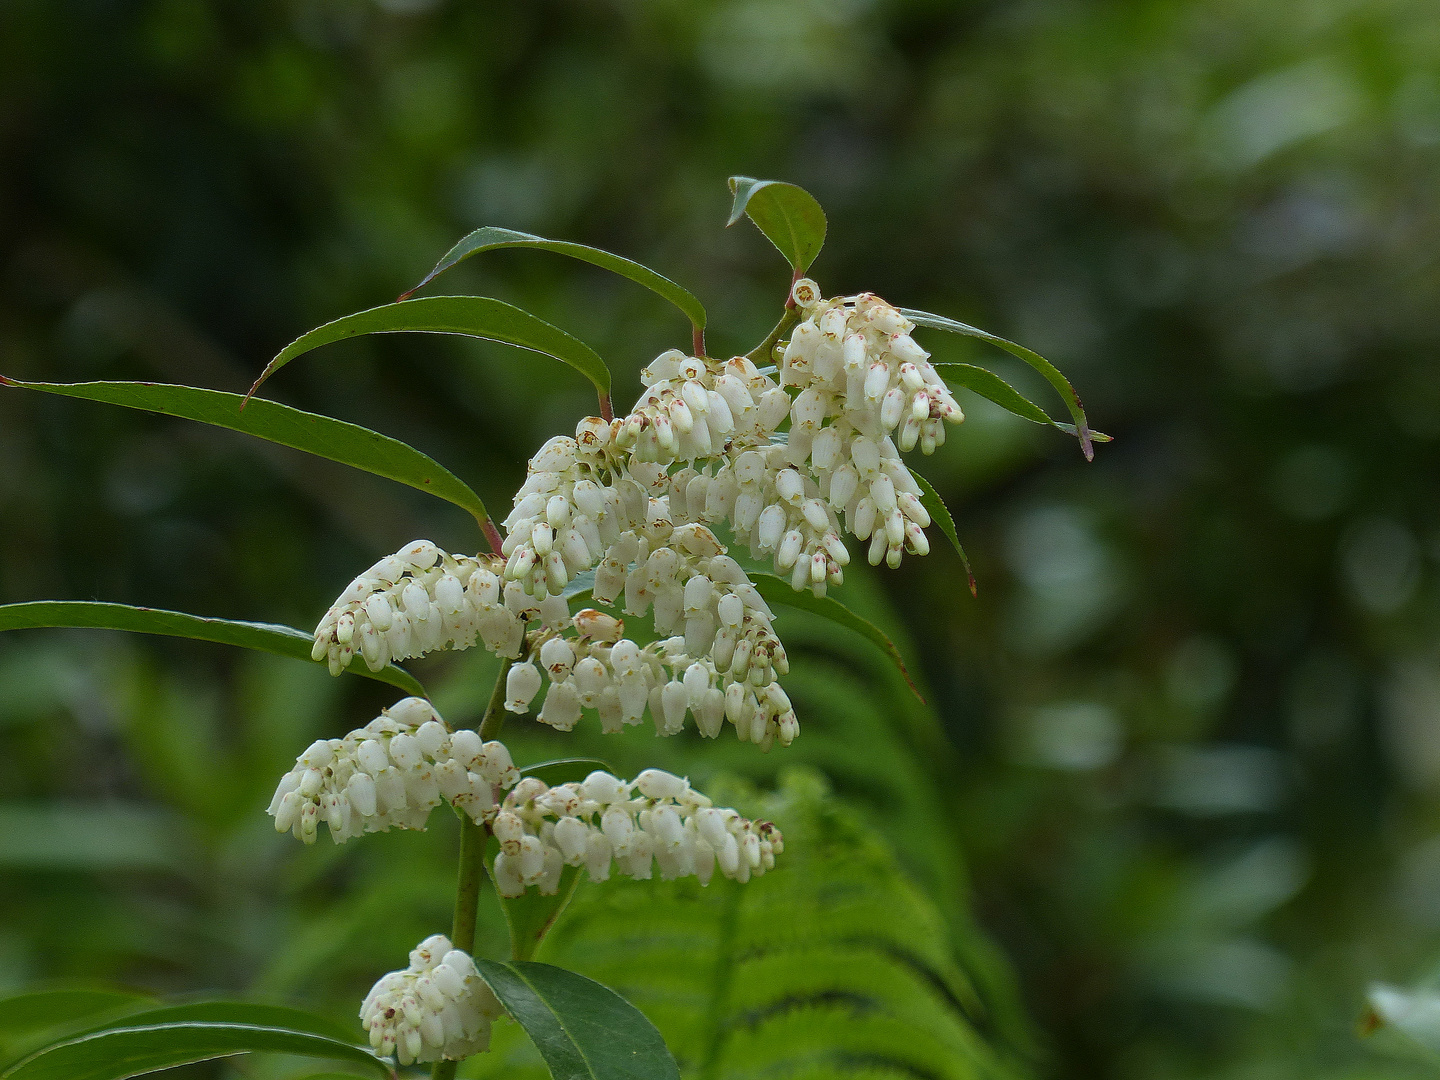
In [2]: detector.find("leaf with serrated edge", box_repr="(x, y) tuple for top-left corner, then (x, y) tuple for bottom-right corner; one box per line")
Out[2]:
(902, 307), (1097, 460)
(0, 1022), (390, 1080)
(401, 227), (705, 330)
(475, 960), (679, 1080)
(0, 378), (490, 530)
(248, 296), (610, 402)
(911, 472), (976, 598)
(727, 177), (826, 273)
(0, 602), (424, 697)
(750, 574), (924, 702)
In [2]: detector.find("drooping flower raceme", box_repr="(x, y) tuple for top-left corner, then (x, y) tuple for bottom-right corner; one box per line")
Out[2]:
(489, 767), (782, 896)
(267, 697), (518, 842)
(268, 701), (782, 888)
(311, 541), (528, 673)
(360, 934), (503, 1064)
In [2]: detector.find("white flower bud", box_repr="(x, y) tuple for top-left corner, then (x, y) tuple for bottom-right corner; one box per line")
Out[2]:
(634, 768), (688, 801)
(539, 636), (575, 678)
(583, 770), (629, 804)
(505, 662), (543, 712)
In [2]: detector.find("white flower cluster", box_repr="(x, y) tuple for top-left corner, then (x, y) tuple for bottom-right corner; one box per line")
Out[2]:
(506, 554), (797, 749)
(308, 285), (957, 744)
(360, 934), (503, 1065)
(490, 767), (782, 896)
(772, 281), (961, 571)
(267, 697), (519, 843)
(311, 540), (530, 673)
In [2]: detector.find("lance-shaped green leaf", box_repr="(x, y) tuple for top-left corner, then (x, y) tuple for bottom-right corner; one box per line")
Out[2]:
(750, 574), (923, 703)
(911, 471), (976, 598)
(249, 296), (610, 402)
(519, 758), (615, 786)
(0, 602), (424, 696)
(932, 363), (1113, 451)
(496, 864), (585, 963)
(0, 991), (154, 1044)
(474, 960), (679, 1080)
(0, 1021), (391, 1080)
(727, 177), (826, 273)
(902, 307), (1097, 461)
(0, 378), (490, 530)
(401, 227), (706, 332)
(63, 1003), (361, 1046)
(0, 989), (155, 1065)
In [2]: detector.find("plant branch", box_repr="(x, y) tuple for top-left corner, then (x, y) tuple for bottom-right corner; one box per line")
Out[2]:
(431, 657), (512, 1080)
(744, 307), (800, 365)
(478, 515), (504, 557)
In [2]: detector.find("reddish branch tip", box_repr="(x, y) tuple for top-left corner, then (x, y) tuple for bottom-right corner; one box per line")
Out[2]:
(692, 325), (705, 358)
(598, 392), (614, 423)
(481, 518), (504, 557)
(784, 265), (804, 309)
(0, 374), (16, 386)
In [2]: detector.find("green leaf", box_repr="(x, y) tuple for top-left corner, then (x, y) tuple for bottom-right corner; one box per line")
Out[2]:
(75, 1003), (360, 1045)
(0, 991), (153, 1042)
(750, 574), (924, 703)
(902, 307), (1098, 460)
(465, 771), (1022, 1080)
(561, 569), (597, 601)
(249, 296), (610, 402)
(496, 865), (585, 963)
(0, 1021), (391, 1080)
(933, 362), (1113, 447)
(726, 177), (827, 273)
(0, 378), (490, 530)
(401, 227), (706, 331)
(474, 960), (679, 1080)
(0, 602), (424, 697)
(519, 758), (615, 786)
(910, 471), (976, 598)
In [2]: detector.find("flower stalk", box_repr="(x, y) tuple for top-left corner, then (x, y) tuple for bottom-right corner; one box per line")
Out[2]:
(430, 658), (512, 1080)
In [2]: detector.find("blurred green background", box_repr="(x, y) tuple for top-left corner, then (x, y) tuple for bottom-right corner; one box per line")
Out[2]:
(4, 0), (1440, 1077)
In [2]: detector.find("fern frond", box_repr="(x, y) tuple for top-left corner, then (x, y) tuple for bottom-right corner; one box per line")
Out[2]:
(463, 769), (1029, 1080)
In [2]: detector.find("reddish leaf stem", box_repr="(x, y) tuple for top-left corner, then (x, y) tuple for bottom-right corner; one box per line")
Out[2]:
(480, 517), (504, 556)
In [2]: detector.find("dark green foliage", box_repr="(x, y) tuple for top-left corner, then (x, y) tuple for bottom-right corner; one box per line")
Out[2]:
(472, 771), (1026, 1080)
(4, 1), (1440, 1078)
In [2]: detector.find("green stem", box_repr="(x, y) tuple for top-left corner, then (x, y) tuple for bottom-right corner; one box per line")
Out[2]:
(744, 306), (800, 365)
(431, 658), (513, 1080)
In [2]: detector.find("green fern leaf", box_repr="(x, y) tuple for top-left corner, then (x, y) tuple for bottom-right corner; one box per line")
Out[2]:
(466, 770), (1029, 1080)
